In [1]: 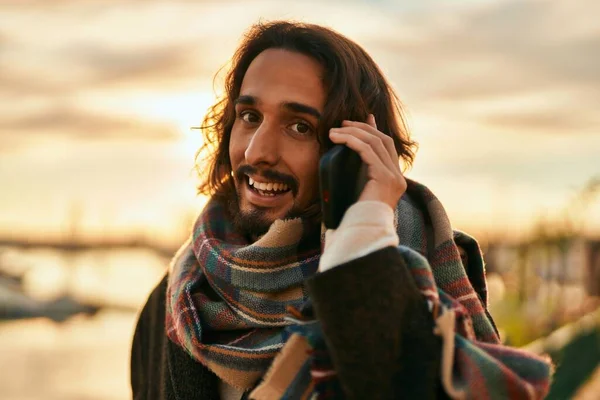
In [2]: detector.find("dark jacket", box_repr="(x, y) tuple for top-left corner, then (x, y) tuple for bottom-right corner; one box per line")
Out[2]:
(131, 246), (452, 400)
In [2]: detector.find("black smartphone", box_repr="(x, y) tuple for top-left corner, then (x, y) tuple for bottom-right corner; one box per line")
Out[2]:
(319, 145), (368, 229)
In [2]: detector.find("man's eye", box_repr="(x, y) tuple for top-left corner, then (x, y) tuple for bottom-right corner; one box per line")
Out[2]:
(290, 122), (312, 135)
(240, 111), (260, 123)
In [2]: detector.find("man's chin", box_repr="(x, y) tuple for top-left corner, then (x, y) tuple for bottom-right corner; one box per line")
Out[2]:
(227, 196), (287, 236)
(227, 188), (309, 238)
(233, 209), (281, 238)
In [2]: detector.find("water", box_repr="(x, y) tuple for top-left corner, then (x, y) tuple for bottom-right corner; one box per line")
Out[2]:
(2, 245), (596, 399)
(0, 247), (169, 400)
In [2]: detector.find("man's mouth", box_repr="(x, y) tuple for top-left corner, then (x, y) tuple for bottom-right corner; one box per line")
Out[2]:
(246, 175), (292, 197)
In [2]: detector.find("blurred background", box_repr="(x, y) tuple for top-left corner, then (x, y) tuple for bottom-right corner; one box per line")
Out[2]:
(1, 0), (598, 399)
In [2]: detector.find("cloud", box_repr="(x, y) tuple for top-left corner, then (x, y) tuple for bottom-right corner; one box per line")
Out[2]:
(481, 111), (600, 132)
(369, 0), (600, 134)
(0, 43), (213, 98)
(2, 0), (599, 140)
(0, 106), (178, 140)
(0, 0), (227, 102)
(0, 69), (75, 97)
(61, 42), (216, 89)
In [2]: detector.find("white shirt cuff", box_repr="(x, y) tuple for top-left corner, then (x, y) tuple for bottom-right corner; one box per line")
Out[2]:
(318, 201), (399, 272)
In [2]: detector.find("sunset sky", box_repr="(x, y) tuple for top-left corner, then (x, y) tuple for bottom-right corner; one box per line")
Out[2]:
(1, 0), (599, 240)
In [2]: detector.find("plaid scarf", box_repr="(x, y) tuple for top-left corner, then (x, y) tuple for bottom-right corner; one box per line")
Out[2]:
(165, 199), (322, 389)
(166, 179), (553, 398)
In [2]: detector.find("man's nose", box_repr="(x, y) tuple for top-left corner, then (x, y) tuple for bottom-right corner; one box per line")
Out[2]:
(244, 121), (280, 166)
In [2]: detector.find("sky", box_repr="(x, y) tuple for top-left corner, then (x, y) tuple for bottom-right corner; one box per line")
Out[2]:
(1, 0), (599, 241)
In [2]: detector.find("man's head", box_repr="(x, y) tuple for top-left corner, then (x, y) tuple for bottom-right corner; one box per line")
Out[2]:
(196, 21), (416, 237)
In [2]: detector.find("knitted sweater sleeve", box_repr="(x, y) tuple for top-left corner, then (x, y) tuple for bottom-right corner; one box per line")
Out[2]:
(307, 240), (445, 399)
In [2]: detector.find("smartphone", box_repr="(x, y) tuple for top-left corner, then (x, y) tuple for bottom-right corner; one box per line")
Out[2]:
(319, 145), (368, 229)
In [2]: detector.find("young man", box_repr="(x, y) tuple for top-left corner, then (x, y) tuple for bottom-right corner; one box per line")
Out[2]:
(131, 21), (552, 400)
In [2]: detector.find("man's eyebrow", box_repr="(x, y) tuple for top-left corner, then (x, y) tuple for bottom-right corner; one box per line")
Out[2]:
(282, 102), (321, 120)
(234, 95), (256, 106)
(234, 96), (321, 120)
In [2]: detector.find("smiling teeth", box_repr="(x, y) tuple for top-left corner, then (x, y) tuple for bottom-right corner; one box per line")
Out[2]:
(248, 177), (289, 192)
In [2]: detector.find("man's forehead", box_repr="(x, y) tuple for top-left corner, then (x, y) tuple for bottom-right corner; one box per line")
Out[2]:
(238, 49), (325, 111)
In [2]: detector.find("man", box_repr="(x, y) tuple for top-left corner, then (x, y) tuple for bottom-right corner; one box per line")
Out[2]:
(131, 21), (552, 400)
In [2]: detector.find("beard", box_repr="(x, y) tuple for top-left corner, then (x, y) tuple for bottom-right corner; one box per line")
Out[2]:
(226, 164), (321, 239)
(227, 194), (306, 239)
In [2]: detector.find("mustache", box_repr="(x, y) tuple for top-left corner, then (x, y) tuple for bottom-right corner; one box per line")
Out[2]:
(234, 165), (299, 196)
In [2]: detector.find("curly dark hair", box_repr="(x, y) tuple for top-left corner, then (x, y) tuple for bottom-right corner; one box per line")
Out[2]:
(195, 20), (417, 200)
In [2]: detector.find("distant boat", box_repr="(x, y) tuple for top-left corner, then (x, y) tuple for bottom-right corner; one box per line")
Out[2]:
(0, 275), (98, 322)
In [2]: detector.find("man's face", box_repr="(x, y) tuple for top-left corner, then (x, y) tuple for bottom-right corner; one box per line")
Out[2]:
(229, 48), (325, 236)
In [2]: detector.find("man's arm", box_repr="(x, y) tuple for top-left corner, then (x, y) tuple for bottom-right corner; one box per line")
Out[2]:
(307, 246), (444, 399)
(305, 201), (445, 399)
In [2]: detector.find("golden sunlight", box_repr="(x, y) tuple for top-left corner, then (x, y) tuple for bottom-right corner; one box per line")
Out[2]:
(139, 91), (216, 159)
(87, 90), (217, 158)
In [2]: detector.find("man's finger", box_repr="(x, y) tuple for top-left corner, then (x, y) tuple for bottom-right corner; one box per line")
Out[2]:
(329, 131), (387, 174)
(330, 127), (396, 173)
(367, 114), (377, 129)
(342, 122), (399, 172)
(341, 120), (397, 163)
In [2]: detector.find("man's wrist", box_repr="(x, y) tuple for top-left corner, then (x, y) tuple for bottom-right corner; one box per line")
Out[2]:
(319, 201), (398, 272)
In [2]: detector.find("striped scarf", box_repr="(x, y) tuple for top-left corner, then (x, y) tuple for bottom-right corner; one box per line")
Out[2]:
(166, 179), (553, 398)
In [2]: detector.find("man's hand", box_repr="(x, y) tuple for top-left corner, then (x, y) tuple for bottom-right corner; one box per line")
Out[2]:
(329, 114), (407, 209)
